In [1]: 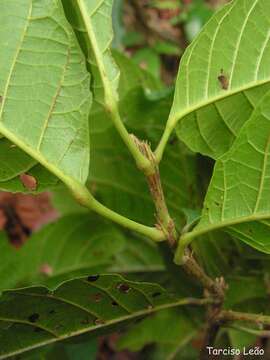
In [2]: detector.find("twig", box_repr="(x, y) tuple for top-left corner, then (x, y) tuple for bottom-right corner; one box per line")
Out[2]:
(180, 249), (226, 359)
(200, 320), (225, 360)
(131, 135), (177, 246)
(227, 324), (270, 338)
(219, 310), (270, 326)
(182, 249), (226, 302)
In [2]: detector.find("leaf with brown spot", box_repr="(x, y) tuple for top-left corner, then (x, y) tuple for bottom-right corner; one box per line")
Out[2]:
(0, 275), (181, 358)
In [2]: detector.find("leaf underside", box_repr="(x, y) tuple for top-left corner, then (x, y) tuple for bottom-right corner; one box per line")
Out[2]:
(170, 0), (270, 159)
(194, 91), (270, 253)
(62, 0), (119, 105)
(0, 274), (179, 359)
(0, 0), (91, 184)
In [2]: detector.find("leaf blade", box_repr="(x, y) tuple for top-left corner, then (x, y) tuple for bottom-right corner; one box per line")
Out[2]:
(63, 0), (119, 105)
(0, 0), (91, 184)
(185, 90), (270, 253)
(169, 0), (270, 158)
(0, 275), (184, 359)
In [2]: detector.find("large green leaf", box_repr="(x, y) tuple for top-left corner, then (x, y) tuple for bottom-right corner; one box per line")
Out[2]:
(0, 49), (158, 193)
(62, 0), (119, 105)
(0, 0), (91, 184)
(167, 0), (270, 159)
(0, 214), (126, 291)
(0, 274), (186, 359)
(181, 91), (270, 254)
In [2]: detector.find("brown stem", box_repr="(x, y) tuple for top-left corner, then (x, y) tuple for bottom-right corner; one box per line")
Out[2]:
(182, 249), (226, 302)
(200, 309), (270, 358)
(131, 135), (177, 246)
(180, 249), (227, 358)
(200, 321), (224, 360)
(199, 299), (228, 360)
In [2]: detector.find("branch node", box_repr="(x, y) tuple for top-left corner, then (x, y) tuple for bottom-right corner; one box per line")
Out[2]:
(131, 134), (177, 246)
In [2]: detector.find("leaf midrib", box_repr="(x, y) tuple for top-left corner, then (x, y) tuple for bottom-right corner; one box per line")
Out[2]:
(182, 212), (270, 246)
(170, 78), (270, 127)
(0, 124), (80, 191)
(76, 0), (118, 106)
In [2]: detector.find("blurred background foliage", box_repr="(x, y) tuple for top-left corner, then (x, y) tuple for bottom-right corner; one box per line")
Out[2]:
(112, 0), (228, 85)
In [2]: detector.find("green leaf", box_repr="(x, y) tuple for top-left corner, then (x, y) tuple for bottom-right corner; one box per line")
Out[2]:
(184, 91), (270, 253)
(62, 0), (119, 105)
(0, 214), (126, 291)
(0, 139), (35, 181)
(168, 0), (270, 159)
(0, 274), (184, 359)
(0, 0), (91, 185)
